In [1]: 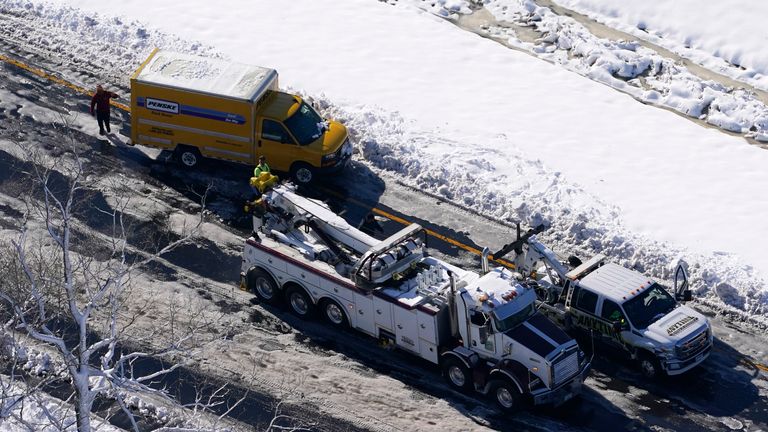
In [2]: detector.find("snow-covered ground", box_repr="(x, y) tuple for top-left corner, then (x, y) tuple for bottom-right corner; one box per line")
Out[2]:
(16, 0), (764, 318)
(549, 0), (768, 92)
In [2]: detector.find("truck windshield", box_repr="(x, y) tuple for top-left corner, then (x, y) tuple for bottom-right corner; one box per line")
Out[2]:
(622, 283), (677, 329)
(284, 102), (324, 145)
(494, 303), (535, 332)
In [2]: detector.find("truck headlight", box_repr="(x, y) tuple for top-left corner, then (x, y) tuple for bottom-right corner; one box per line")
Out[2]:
(654, 346), (675, 357)
(321, 152), (339, 166)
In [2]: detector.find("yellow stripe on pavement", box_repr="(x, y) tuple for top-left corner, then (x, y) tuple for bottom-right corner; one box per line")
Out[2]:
(318, 186), (516, 269)
(0, 52), (131, 112)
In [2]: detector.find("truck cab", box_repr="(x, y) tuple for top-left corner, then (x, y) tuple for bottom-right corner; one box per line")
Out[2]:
(256, 91), (352, 183)
(444, 268), (590, 410)
(564, 262), (713, 378)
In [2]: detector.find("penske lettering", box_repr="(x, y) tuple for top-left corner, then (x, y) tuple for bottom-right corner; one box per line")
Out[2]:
(146, 98), (179, 114)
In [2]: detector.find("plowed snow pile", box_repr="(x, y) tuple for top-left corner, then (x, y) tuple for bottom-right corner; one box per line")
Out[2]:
(550, 0), (768, 91)
(5, 0), (767, 321)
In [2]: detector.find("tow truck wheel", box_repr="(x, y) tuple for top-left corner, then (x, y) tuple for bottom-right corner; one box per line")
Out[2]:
(638, 352), (661, 379)
(247, 268), (280, 305)
(285, 286), (314, 319)
(489, 379), (522, 412)
(442, 357), (472, 392)
(290, 163), (315, 185)
(320, 299), (348, 328)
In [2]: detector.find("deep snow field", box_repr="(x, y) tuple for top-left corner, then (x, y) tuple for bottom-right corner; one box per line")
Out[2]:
(8, 0), (764, 320)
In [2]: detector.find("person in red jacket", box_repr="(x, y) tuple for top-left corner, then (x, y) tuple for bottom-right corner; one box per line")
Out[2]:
(90, 85), (118, 135)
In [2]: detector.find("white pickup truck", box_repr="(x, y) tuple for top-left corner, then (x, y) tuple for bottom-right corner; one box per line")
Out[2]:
(240, 185), (590, 411)
(495, 226), (713, 378)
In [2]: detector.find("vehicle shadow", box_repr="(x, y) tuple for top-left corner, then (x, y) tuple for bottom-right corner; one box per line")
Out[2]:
(575, 332), (762, 420)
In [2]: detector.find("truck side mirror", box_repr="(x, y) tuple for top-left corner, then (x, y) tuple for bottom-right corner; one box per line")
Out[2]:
(611, 321), (622, 334)
(479, 321), (492, 343)
(682, 289), (692, 302)
(479, 325), (488, 344)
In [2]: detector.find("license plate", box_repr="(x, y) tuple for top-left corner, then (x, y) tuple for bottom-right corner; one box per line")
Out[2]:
(695, 353), (704, 363)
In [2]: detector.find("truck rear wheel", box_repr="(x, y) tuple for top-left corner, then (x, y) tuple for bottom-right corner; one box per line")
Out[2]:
(285, 285), (314, 319)
(320, 299), (349, 328)
(247, 268), (281, 305)
(290, 163), (315, 185)
(442, 357), (472, 392)
(175, 146), (202, 169)
(489, 379), (523, 412)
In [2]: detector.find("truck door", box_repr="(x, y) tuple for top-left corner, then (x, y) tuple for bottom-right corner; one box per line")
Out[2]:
(468, 310), (497, 357)
(597, 299), (628, 350)
(571, 286), (600, 335)
(257, 118), (297, 172)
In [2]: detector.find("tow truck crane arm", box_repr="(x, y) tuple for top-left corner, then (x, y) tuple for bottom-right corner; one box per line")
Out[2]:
(492, 223), (569, 282)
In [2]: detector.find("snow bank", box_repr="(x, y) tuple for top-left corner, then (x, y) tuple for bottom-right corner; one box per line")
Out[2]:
(478, 0), (768, 142)
(10, 0), (768, 320)
(550, 0), (768, 91)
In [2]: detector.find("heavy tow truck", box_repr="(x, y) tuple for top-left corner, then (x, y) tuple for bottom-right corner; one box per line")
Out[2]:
(493, 225), (714, 378)
(240, 184), (590, 411)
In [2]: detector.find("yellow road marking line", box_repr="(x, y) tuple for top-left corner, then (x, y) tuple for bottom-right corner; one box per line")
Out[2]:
(0, 52), (131, 112)
(7, 50), (768, 374)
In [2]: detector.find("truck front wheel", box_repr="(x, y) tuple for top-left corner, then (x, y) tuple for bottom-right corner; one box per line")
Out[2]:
(638, 352), (662, 379)
(442, 357), (472, 392)
(290, 163), (315, 185)
(489, 379), (523, 412)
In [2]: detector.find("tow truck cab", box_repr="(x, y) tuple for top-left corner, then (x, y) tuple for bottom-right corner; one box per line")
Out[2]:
(447, 268), (590, 408)
(565, 261), (713, 377)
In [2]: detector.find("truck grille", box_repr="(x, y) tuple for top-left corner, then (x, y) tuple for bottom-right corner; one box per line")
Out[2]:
(552, 351), (579, 386)
(675, 328), (709, 360)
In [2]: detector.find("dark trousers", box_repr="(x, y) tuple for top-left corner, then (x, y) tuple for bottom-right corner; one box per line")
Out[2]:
(96, 111), (111, 134)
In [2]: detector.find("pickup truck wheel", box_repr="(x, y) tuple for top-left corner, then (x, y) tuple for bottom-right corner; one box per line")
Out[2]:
(290, 163), (315, 185)
(489, 379), (523, 412)
(320, 299), (348, 328)
(442, 357), (472, 392)
(247, 268), (281, 305)
(638, 352), (662, 379)
(174, 146), (202, 169)
(286, 286), (314, 319)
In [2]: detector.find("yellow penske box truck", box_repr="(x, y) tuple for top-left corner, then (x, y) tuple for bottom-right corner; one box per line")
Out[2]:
(130, 49), (352, 184)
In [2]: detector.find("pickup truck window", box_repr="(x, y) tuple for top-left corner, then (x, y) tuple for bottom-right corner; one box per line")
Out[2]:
(262, 120), (295, 144)
(575, 288), (598, 314)
(284, 102), (324, 146)
(600, 300), (625, 323)
(623, 283), (677, 329)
